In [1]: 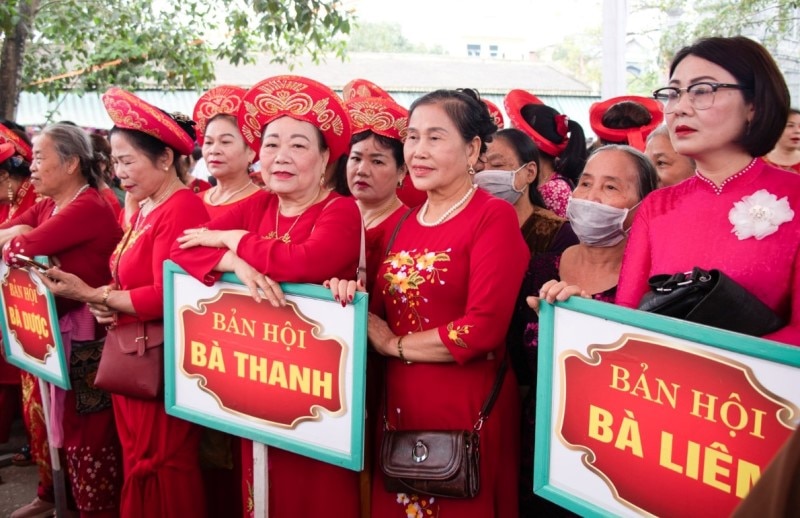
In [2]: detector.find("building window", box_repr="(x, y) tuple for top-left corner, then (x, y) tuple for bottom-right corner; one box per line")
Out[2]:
(467, 44), (481, 57)
(489, 45), (498, 58)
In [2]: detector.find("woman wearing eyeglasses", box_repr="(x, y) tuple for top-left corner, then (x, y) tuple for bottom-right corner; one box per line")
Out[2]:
(616, 36), (800, 346)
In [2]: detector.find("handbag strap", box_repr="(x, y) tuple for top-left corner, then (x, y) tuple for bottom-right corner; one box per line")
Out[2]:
(382, 358), (508, 435)
(384, 208), (414, 257)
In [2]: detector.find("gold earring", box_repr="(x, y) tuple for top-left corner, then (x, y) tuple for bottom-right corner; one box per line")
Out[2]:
(468, 165), (476, 175)
(7, 182), (13, 203)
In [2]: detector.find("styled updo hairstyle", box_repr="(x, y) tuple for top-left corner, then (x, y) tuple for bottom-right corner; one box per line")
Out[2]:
(669, 36), (790, 157)
(109, 112), (197, 179)
(492, 128), (547, 209)
(408, 88), (497, 155)
(520, 104), (587, 186)
(39, 123), (103, 188)
(600, 101), (653, 144)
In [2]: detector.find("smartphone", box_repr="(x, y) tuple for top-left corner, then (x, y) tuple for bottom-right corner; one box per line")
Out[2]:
(14, 254), (50, 273)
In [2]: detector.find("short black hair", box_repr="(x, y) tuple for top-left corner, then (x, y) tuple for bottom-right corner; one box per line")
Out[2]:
(669, 36), (789, 157)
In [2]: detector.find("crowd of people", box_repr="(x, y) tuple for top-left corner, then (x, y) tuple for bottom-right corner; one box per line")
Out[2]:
(0, 34), (798, 517)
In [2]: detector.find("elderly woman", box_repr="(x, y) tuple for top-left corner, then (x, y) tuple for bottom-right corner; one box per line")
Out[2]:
(763, 108), (800, 174)
(193, 86), (260, 218)
(0, 123), (124, 517)
(617, 36), (800, 347)
(172, 75), (362, 517)
(504, 90), (587, 217)
(333, 89), (529, 517)
(38, 90), (209, 517)
(526, 144), (657, 515)
(645, 125), (696, 187)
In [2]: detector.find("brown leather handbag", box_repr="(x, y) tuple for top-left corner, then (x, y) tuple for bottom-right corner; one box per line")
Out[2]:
(380, 360), (507, 499)
(94, 320), (164, 400)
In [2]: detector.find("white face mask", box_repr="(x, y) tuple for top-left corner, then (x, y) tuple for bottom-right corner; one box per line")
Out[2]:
(474, 163), (528, 204)
(566, 197), (638, 247)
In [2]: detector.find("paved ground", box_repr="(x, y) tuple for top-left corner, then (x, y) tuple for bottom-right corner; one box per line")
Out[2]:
(0, 419), (40, 518)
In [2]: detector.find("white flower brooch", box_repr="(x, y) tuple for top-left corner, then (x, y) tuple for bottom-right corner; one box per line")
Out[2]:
(728, 189), (794, 240)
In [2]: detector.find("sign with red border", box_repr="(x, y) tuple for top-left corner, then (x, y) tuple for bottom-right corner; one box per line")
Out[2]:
(535, 298), (800, 517)
(163, 261), (367, 471)
(0, 258), (68, 389)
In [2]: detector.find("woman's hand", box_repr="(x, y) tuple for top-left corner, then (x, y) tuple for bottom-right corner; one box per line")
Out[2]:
(33, 267), (95, 302)
(323, 277), (365, 307)
(232, 256), (285, 306)
(531, 280), (589, 312)
(367, 313), (396, 356)
(88, 302), (118, 325)
(176, 228), (247, 251)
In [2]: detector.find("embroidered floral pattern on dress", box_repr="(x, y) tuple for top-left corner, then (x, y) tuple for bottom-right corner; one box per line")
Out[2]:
(729, 189), (794, 240)
(383, 249), (450, 330)
(446, 322), (473, 348)
(396, 493), (440, 517)
(65, 445), (121, 511)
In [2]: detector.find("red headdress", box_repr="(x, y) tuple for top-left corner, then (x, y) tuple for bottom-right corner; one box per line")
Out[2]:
(0, 142), (15, 163)
(504, 89), (568, 157)
(483, 99), (505, 129)
(0, 123), (32, 162)
(589, 95), (663, 151)
(193, 85), (247, 145)
(239, 75), (351, 164)
(342, 78), (394, 102)
(346, 97), (408, 142)
(102, 87), (195, 155)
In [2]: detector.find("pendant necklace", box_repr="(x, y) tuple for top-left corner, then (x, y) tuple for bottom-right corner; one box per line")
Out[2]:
(417, 185), (477, 227)
(266, 189), (324, 243)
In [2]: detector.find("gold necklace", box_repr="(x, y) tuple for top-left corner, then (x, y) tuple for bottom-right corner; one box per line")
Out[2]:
(265, 189), (324, 243)
(136, 178), (181, 229)
(363, 196), (399, 229)
(207, 180), (255, 206)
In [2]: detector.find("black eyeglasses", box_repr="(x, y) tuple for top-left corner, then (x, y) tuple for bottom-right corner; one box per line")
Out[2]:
(652, 82), (749, 114)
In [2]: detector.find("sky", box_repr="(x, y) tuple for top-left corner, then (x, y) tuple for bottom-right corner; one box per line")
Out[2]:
(347, 0), (606, 52)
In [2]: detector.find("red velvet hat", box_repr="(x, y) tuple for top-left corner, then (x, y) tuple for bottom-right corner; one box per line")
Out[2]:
(0, 142), (15, 163)
(0, 123), (32, 162)
(102, 87), (195, 156)
(483, 99), (505, 129)
(193, 85), (247, 146)
(346, 97), (408, 142)
(342, 78), (394, 101)
(239, 75), (351, 164)
(504, 89), (568, 157)
(589, 95), (664, 151)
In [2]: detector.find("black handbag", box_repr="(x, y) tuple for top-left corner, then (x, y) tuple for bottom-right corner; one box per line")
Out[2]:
(637, 267), (783, 337)
(380, 360), (507, 499)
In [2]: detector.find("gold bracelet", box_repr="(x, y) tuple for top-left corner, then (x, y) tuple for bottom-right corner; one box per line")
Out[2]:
(101, 285), (112, 306)
(396, 336), (412, 365)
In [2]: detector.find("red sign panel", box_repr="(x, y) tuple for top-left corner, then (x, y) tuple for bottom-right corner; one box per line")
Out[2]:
(180, 290), (345, 428)
(1, 268), (55, 362)
(560, 336), (796, 516)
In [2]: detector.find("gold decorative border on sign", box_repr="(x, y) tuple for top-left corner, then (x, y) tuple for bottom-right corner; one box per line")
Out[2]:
(177, 288), (349, 430)
(554, 332), (799, 514)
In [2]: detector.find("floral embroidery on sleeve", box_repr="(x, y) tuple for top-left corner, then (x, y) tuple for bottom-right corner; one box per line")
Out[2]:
(383, 248), (450, 330)
(446, 322), (472, 348)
